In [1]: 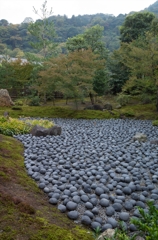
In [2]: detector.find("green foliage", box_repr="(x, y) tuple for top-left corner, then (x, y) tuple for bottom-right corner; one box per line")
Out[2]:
(108, 49), (130, 95)
(14, 100), (23, 106)
(93, 226), (101, 239)
(140, 94), (153, 104)
(0, 116), (54, 136)
(131, 201), (158, 240)
(116, 94), (131, 106)
(29, 96), (40, 106)
(0, 117), (30, 136)
(38, 49), (105, 108)
(28, 0), (57, 59)
(23, 118), (54, 128)
(120, 12), (155, 43)
(152, 120), (158, 126)
(93, 69), (110, 95)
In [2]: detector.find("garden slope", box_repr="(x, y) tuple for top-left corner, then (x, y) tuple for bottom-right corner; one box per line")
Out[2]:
(0, 134), (93, 240)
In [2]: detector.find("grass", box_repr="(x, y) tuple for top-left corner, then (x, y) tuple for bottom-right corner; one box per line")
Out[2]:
(1, 95), (158, 120)
(0, 134), (93, 240)
(0, 103), (158, 120)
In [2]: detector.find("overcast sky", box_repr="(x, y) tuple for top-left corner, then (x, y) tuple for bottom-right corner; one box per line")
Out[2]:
(0, 0), (157, 24)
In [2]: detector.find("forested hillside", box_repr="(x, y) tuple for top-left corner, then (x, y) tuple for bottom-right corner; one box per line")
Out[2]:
(0, 13), (124, 56)
(0, 1), (158, 57)
(1, 1), (158, 113)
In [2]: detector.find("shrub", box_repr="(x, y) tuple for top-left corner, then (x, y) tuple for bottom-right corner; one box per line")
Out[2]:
(131, 201), (158, 240)
(116, 94), (131, 106)
(0, 117), (30, 136)
(23, 118), (54, 129)
(12, 106), (22, 110)
(0, 117), (54, 136)
(94, 201), (158, 240)
(29, 96), (40, 106)
(152, 120), (158, 126)
(14, 100), (23, 106)
(140, 94), (152, 104)
(123, 111), (135, 118)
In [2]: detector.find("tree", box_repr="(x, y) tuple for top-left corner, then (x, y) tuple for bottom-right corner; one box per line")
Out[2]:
(109, 12), (156, 95)
(66, 25), (109, 98)
(28, 0), (57, 59)
(0, 59), (33, 96)
(119, 32), (158, 110)
(38, 49), (105, 107)
(120, 12), (155, 43)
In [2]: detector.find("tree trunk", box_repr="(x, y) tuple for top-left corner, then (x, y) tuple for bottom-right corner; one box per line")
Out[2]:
(74, 98), (78, 110)
(89, 92), (94, 105)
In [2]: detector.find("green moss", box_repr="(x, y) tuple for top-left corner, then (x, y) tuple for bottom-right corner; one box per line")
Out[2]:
(1, 100), (158, 120)
(152, 120), (158, 126)
(0, 134), (94, 240)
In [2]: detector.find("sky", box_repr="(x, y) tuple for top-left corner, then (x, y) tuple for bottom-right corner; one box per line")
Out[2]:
(0, 0), (157, 24)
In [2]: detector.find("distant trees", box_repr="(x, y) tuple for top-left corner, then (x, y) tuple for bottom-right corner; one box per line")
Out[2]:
(0, 59), (33, 95)
(119, 32), (158, 110)
(120, 12), (155, 43)
(28, 0), (57, 59)
(109, 12), (156, 95)
(37, 49), (105, 107)
(66, 25), (110, 96)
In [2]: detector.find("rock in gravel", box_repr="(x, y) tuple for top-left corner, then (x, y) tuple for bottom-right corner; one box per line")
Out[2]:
(95, 187), (104, 196)
(58, 204), (66, 213)
(119, 212), (130, 221)
(81, 215), (91, 225)
(100, 199), (110, 207)
(98, 229), (115, 240)
(14, 118), (158, 232)
(67, 211), (79, 220)
(107, 217), (118, 228)
(66, 201), (77, 211)
(106, 206), (115, 216)
(91, 221), (101, 230)
(49, 198), (58, 205)
(112, 203), (123, 212)
(84, 210), (94, 219)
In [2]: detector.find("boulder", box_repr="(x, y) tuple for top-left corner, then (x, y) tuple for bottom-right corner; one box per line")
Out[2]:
(48, 125), (62, 136)
(97, 229), (115, 240)
(30, 125), (48, 137)
(30, 125), (61, 137)
(0, 89), (14, 107)
(104, 103), (113, 110)
(84, 104), (103, 111)
(133, 133), (147, 142)
(150, 140), (158, 145)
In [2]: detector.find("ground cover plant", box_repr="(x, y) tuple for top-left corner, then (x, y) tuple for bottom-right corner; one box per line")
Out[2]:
(0, 116), (54, 136)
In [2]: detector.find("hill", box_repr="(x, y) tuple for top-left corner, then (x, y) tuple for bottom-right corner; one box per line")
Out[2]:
(0, 1), (158, 56)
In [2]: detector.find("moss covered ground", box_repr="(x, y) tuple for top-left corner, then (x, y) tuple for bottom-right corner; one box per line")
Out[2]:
(0, 134), (93, 240)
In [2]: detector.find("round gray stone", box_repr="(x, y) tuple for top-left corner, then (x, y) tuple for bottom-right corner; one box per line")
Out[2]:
(66, 201), (77, 211)
(67, 211), (79, 220)
(119, 212), (130, 221)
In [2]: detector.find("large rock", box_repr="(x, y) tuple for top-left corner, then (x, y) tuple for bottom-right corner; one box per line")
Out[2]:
(97, 229), (115, 240)
(84, 104), (103, 111)
(48, 125), (62, 136)
(104, 103), (113, 110)
(0, 89), (14, 107)
(30, 125), (61, 137)
(133, 132), (147, 142)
